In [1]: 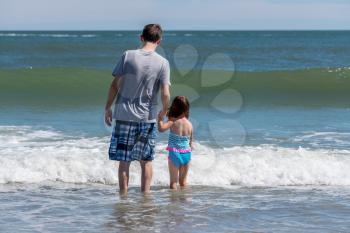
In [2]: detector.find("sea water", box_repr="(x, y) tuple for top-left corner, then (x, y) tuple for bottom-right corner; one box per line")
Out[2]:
(1, 31), (350, 232)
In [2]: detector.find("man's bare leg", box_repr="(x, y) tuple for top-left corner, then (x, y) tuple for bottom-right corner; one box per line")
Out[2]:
(140, 160), (153, 193)
(118, 161), (131, 195)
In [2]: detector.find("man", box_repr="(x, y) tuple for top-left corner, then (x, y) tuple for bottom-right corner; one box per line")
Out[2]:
(105, 24), (171, 194)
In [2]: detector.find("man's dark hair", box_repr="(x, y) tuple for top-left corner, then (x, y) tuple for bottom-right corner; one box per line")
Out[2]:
(142, 24), (163, 43)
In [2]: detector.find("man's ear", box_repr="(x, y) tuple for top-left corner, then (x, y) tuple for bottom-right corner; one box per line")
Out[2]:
(156, 39), (161, 45)
(140, 35), (145, 42)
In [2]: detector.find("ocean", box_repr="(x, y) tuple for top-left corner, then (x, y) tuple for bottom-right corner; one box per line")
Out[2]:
(1, 31), (350, 232)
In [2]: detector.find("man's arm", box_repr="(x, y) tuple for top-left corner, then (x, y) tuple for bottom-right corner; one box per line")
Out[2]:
(159, 84), (170, 118)
(104, 77), (120, 126)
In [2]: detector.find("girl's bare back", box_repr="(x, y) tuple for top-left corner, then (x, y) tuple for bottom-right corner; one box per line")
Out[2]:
(170, 117), (192, 137)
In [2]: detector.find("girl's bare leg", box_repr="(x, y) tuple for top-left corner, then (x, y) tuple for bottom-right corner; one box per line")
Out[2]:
(168, 159), (179, 190)
(179, 163), (190, 188)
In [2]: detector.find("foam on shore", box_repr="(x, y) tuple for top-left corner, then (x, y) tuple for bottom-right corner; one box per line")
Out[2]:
(1, 126), (350, 187)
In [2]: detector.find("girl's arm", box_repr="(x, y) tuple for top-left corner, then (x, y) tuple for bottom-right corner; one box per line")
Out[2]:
(157, 113), (173, 132)
(190, 122), (193, 150)
(190, 125), (194, 150)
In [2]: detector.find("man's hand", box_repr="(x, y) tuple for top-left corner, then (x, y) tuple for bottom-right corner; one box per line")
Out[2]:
(105, 108), (113, 126)
(104, 77), (119, 127)
(158, 109), (167, 120)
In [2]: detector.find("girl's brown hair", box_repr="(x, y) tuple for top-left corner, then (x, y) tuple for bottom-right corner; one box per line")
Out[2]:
(167, 96), (190, 119)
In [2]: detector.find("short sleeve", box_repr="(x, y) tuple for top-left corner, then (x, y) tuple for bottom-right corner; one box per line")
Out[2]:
(159, 60), (171, 86)
(112, 52), (127, 78)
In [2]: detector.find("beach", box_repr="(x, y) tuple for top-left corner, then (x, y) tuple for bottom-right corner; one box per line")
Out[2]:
(1, 31), (350, 232)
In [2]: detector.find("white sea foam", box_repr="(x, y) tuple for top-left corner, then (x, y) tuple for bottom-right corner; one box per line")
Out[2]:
(1, 126), (350, 187)
(39, 34), (79, 38)
(293, 131), (350, 148)
(0, 33), (96, 38)
(0, 33), (36, 37)
(81, 34), (97, 38)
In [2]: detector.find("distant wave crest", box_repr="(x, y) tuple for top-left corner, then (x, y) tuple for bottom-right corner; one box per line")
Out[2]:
(0, 33), (97, 38)
(2, 67), (350, 107)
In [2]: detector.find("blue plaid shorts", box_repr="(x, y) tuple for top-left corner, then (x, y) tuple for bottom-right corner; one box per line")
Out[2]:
(108, 120), (157, 162)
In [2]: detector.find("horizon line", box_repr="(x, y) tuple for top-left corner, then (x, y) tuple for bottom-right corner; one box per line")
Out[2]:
(1, 29), (350, 31)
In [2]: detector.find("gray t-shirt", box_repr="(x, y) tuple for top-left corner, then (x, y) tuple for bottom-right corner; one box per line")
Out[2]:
(112, 49), (171, 122)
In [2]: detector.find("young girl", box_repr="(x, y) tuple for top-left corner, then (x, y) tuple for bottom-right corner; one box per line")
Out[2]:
(158, 96), (193, 190)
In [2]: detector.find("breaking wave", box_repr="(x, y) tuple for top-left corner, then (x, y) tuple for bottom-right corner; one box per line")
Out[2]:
(1, 126), (350, 187)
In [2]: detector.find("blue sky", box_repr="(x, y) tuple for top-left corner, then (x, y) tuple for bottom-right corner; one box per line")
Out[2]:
(1, 0), (350, 30)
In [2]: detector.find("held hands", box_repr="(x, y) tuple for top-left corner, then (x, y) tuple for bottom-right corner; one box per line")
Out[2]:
(158, 109), (167, 121)
(105, 108), (113, 126)
(157, 109), (172, 132)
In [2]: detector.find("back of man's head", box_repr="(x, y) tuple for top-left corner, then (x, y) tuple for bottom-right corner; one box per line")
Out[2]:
(142, 24), (163, 43)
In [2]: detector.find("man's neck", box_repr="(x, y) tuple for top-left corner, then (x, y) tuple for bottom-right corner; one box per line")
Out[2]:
(141, 42), (157, 52)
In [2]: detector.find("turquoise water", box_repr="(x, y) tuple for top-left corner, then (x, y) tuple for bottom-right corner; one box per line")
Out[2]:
(1, 31), (350, 71)
(1, 31), (350, 232)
